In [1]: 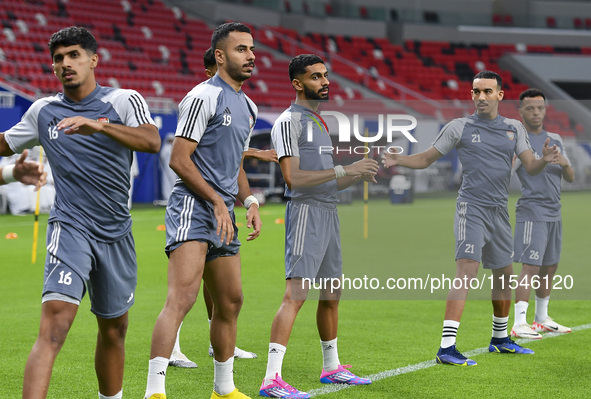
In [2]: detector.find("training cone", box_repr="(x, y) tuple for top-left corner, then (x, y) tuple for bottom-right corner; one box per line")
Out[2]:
(5, 232), (18, 239)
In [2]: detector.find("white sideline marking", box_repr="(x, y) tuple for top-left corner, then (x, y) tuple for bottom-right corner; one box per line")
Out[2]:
(308, 323), (591, 397)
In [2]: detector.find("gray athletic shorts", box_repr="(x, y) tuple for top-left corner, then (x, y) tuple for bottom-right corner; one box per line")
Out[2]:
(454, 201), (513, 269)
(513, 221), (562, 266)
(285, 199), (342, 280)
(165, 192), (240, 262)
(43, 221), (137, 318)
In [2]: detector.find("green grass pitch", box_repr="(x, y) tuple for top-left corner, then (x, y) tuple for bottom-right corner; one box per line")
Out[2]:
(1, 192), (590, 398)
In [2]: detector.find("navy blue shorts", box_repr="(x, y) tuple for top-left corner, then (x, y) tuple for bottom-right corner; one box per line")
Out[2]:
(454, 201), (513, 269)
(165, 192), (240, 262)
(285, 200), (342, 280)
(514, 221), (562, 266)
(43, 221), (137, 318)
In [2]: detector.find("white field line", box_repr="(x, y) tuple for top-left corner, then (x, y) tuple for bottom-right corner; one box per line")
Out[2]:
(308, 323), (591, 397)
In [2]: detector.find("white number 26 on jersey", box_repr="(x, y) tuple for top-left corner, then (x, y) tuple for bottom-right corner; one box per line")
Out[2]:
(222, 114), (232, 126)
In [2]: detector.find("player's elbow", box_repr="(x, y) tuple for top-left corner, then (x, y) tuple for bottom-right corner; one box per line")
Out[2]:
(284, 176), (292, 190)
(145, 133), (161, 154)
(0, 134), (15, 156)
(525, 165), (541, 176)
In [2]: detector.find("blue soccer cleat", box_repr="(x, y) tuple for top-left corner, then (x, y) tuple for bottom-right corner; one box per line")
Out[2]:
(436, 345), (477, 366)
(489, 337), (534, 354)
(319, 365), (372, 385)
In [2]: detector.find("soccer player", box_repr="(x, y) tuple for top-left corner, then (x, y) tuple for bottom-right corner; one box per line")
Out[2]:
(204, 46), (278, 165)
(0, 149), (46, 189)
(144, 23), (260, 399)
(259, 54), (376, 398)
(0, 27), (160, 399)
(168, 46), (274, 368)
(510, 89), (574, 339)
(383, 71), (559, 366)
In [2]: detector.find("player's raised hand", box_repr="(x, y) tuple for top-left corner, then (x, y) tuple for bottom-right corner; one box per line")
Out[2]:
(382, 149), (401, 168)
(541, 137), (559, 163)
(254, 149), (279, 163)
(213, 199), (234, 245)
(551, 151), (569, 167)
(245, 204), (262, 241)
(58, 116), (104, 136)
(13, 150), (47, 191)
(344, 158), (379, 177)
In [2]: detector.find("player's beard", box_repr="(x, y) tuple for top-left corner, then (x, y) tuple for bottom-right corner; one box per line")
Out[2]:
(303, 84), (329, 102)
(226, 57), (254, 82)
(63, 81), (82, 90)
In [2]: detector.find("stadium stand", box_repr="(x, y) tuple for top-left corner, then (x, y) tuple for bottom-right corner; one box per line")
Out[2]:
(0, 0), (583, 138)
(255, 25), (578, 136)
(0, 0), (364, 112)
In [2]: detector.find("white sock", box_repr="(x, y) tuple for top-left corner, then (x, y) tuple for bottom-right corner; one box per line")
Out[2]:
(99, 391), (122, 399)
(208, 319), (212, 348)
(213, 357), (235, 396)
(535, 295), (550, 322)
(441, 320), (460, 348)
(145, 356), (168, 398)
(321, 338), (340, 372)
(514, 301), (529, 327)
(173, 321), (183, 353)
(264, 343), (286, 385)
(492, 315), (509, 339)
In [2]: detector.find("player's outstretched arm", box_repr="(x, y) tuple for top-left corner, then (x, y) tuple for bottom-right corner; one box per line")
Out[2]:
(57, 117), (161, 153)
(282, 156), (378, 189)
(170, 136), (234, 244)
(519, 138), (559, 176)
(337, 159), (379, 191)
(552, 152), (575, 183)
(244, 148), (278, 163)
(6, 150), (47, 190)
(382, 146), (443, 169)
(237, 155), (261, 242)
(0, 133), (15, 157)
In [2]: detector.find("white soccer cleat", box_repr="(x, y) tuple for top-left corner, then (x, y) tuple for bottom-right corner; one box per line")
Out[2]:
(511, 323), (543, 339)
(208, 344), (257, 359)
(234, 346), (257, 359)
(169, 349), (198, 368)
(532, 317), (571, 334)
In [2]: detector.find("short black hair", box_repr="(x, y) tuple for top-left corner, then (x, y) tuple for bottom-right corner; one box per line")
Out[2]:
(203, 47), (216, 69)
(211, 22), (251, 50)
(473, 70), (502, 89)
(288, 54), (325, 81)
(519, 88), (546, 105)
(48, 26), (98, 58)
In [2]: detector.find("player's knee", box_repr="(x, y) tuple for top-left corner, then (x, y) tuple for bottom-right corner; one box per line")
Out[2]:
(99, 319), (128, 345)
(167, 290), (198, 314)
(227, 292), (244, 314)
(215, 292), (244, 320)
(318, 299), (339, 310)
(281, 293), (306, 310)
(40, 319), (71, 349)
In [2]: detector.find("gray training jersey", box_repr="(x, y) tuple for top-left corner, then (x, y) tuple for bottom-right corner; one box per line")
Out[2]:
(172, 74), (257, 210)
(433, 112), (533, 207)
(271, 103), (337, 203)
(4, 84), (156, 242)
(514, 130), (570, 222)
